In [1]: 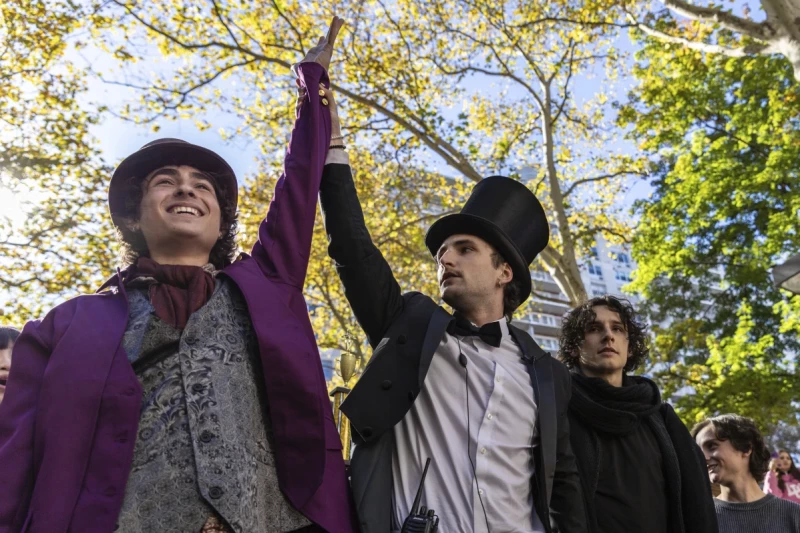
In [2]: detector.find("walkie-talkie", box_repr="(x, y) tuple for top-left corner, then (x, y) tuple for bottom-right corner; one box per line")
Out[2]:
(401, 457), (440, 533)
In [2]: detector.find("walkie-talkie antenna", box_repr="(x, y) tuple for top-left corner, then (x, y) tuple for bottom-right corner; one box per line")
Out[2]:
(410, 457), (432, 516)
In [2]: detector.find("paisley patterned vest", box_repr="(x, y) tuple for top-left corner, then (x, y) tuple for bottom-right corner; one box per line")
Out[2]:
(116, 279), (312, 532)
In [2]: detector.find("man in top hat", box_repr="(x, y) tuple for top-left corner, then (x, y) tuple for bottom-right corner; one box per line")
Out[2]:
(0, 18), (357, 533)
(318, 156), (587, 531)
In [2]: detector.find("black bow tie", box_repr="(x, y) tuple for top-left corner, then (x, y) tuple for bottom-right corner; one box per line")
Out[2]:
(447, 315), (503, 348)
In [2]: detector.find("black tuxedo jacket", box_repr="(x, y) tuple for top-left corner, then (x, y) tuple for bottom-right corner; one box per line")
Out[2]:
(319, 163), (587, 533)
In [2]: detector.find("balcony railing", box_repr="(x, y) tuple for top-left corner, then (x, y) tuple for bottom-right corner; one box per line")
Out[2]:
(531, 270), (553, 282)
(527, 313), (561, 327)
(532, 291), (570, 305)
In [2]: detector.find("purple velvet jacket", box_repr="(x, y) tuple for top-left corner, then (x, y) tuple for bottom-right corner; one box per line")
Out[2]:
(0, 63), (357, 533)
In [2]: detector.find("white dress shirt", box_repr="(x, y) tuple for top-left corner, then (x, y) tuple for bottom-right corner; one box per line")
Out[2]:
(391, 319), (545, 533)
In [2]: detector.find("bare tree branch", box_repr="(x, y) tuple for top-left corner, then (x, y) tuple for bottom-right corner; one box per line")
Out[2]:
(573, 226), (632, 245)
(662, 0), (776, 39)
(210, 0), (243, 50)
(552, 42), (578, 125)
(331, 83), (483, 181)
(563, 169), (647, 198)
(632, 17), (774, 58)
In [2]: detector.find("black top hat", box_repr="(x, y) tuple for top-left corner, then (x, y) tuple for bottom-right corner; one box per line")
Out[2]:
(425, 176), (549, 302)
(108, 138), (238, 224)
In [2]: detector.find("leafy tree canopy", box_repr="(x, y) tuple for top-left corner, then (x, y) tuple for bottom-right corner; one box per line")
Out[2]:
(0, 1), (115, 323)
(620, 33), (800, 432)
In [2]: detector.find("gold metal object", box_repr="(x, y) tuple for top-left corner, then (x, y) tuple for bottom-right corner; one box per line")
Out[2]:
(340, 350), (356, 384)
(318, 89), (326, 97)
(330, 386), (351, 461)
(330, 332), (362, 461)
(321, 97), (329, 106)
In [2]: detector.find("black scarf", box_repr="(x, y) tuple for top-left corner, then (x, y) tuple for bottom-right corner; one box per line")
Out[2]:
(569, 373), (718, 533)
(570, 373), (662, 435)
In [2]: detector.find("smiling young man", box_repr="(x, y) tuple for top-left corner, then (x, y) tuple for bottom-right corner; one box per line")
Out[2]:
(693, 414), (800, 532)
(0, 18), (357, 533)
(558, 296), (717, 533)
(319, 163), (586, 532)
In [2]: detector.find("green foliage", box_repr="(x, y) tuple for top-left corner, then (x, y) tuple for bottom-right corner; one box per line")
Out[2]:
(94, 0), (642, 309)
(620, 33), (800, 432)
(0, 1), (116, 323)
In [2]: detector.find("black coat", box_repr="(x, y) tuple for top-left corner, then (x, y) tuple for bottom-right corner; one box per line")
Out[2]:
(319, 163), (587, 533)
(568, 389), (719, 533)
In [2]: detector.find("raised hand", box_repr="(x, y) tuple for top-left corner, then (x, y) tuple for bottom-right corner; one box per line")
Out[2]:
(299, 16), (345, 73)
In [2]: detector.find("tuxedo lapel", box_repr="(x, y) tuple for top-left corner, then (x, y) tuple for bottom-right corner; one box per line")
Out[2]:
(510, 326), (557, 506)
(418, 306), (453, 387)
(533, 350), (557, 502)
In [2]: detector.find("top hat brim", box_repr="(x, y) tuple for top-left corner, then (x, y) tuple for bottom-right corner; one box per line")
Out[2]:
(425, 213), (533, 302)
(108, 140), (238, 224)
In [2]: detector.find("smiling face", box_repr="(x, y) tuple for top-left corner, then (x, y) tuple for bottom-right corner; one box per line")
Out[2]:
(436, 233), (512, 317)
(778, 451), (793, 472)
(578, 305), (629, 379)
(695, 424), (754, 486)
(135, 165), (222, 262)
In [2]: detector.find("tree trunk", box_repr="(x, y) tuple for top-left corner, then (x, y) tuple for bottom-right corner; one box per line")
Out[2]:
(539, 82), (587, 306)
(761, 0), (800, 80)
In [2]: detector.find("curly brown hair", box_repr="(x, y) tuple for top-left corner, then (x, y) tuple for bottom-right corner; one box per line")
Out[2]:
(558, 295), (650, 373)
(691, 415), (772, 482)
(115, 170), (238, 270)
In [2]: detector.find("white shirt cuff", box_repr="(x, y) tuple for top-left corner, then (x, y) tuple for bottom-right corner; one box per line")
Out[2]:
(325, 149), (350, 166)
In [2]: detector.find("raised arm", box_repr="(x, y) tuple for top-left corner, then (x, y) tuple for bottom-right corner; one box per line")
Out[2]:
(319, 163), (404, 348)
(764, 469), (782, 495)
(252, 17), (343, 287)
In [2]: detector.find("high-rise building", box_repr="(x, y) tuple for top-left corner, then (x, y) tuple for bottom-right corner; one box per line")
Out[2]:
(512, 234), (638, 352)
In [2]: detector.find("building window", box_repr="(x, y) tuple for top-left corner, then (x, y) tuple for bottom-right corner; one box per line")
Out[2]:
(615, 270), (631, 282)
(591, 283), (606, 297)
(590, 246), (599, 259)
(532, 313), (558, 327)
(616, 252), (631, 265)
(588, 262), (603, 278)
(534, 336), (559, 351)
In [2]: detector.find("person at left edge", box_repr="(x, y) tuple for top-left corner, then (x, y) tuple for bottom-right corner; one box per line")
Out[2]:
(0, 17), (358, 533)
(0, 326), (20, 406)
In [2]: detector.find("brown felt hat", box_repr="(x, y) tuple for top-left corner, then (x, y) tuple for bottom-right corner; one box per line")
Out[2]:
(108, 138), (237, 224)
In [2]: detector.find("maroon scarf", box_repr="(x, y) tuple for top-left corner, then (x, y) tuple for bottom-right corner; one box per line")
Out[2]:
(127, 257), (216, 329)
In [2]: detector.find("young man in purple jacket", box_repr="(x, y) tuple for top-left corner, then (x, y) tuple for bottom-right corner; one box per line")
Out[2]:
(0, 17), (357, 533)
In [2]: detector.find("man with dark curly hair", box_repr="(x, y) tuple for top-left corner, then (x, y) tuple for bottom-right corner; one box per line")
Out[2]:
(558, 295), (717, 533)
(693, 414), (800, 532)
(0, 18), (357, 533)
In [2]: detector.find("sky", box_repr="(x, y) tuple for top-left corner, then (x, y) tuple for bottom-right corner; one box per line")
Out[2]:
(3, 0), (760, 240)
(75, 0), (754, 209)
(75, 13), (640, 190)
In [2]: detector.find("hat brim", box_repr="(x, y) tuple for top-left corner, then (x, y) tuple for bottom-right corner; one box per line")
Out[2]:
(425, 213), (532, 302)
(108, 141), (237, 224)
